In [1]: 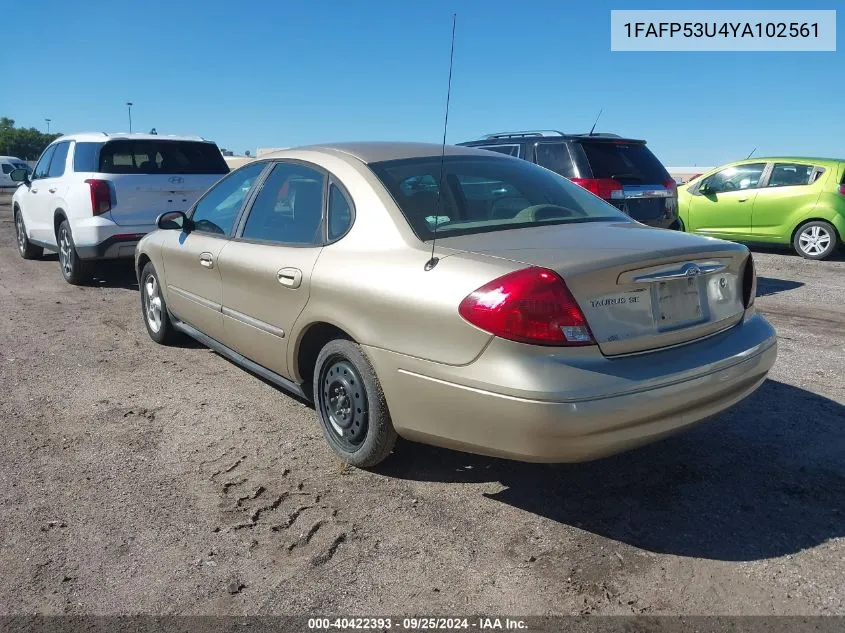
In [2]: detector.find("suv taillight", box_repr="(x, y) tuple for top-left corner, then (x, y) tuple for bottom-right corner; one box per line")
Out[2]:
(663, 178), (678, 197)
(838, 183), (845, 196)
(742, 254), (756, 309)
(569, 178), (623, 200)
(85, 179), (112, 216)
(458, 267), (595, 346)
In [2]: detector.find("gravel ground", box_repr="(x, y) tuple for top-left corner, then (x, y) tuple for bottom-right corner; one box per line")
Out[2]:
(1, 196), (843, 616)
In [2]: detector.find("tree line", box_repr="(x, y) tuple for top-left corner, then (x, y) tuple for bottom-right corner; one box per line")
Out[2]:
(0, 117), (62, 161)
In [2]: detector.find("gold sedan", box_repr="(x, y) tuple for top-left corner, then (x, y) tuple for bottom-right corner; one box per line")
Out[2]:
(135, 142), (777, 467)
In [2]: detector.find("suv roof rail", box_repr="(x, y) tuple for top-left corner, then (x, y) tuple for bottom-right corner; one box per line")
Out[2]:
(482, 130), (566, 140)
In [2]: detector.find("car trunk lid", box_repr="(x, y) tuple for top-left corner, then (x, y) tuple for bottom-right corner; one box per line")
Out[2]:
(439, 221), (750, 356)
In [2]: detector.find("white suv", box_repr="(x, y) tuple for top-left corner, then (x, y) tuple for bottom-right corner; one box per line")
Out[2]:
(11, 133), (229, 284)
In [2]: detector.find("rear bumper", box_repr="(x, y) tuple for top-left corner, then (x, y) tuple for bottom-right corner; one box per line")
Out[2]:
(365, 312), (777, 463)
(72, 220), (156, 260)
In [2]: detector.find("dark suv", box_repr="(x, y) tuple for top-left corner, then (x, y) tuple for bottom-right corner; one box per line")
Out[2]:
(458, 130), (679, 229)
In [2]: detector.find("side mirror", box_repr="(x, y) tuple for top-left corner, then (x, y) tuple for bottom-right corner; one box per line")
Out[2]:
(156, 210), (190, 231)
(9, 168), (29, 185)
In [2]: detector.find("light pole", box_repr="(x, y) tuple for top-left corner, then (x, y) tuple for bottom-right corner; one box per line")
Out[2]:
(126, 101), (133, 133)
(45, 118), (51, 134)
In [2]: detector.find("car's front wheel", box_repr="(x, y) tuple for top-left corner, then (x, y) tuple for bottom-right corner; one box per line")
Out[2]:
(140, 261), (179, 345)
(793, 220), (839, 260)
(313, 339), (397, 468)
(14, 207), (43, 259)
(57, 220), (89, 285)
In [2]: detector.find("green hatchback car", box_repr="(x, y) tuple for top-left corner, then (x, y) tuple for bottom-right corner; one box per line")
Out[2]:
(678, 157), (845, 260)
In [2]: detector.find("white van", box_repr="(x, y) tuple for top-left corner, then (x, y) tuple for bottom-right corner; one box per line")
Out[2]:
(0, 156), (31, 187)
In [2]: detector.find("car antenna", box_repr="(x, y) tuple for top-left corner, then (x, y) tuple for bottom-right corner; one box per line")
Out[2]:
(588, 109), (603, 136)
(746, 147), (757, 159)
(425, 13), (457, 272)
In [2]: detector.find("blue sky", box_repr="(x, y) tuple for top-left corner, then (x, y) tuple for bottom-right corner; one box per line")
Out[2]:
(0, 0), (841, 165)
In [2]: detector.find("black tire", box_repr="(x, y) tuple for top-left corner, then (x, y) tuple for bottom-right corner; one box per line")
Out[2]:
(56, 220), (89, 285)
(313, 339), (397, 468)
(140, 262), (179, 345)
(792, 220), (839, 260)
(14, 207), (43, 260)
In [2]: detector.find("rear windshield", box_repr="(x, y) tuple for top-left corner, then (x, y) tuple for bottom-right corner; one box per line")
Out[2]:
(369, 155), (628, 240)
(74, 140), (229, 175)
(578, 141), (669, 184)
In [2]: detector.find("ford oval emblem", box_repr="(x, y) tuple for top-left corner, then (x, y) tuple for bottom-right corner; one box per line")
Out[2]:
(684, 264), (702, 277)
(168, 176), (184, 184)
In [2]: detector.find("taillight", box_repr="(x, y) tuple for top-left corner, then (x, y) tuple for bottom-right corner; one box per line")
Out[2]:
(569, 177), (623, 200)
(742, 254), (756, 309)
(838, 183), (845, 196)
(458, 267), (595, 346)
(85, 179), (112, 216)
(663, 178), (678, 197)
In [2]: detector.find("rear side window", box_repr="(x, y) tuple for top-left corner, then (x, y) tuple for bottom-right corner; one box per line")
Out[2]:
(96, 140), (229, 175)
(241, 162), (326, 245)
(578, 141), (669, 184)
(73, 142), (102, 172)
(767, 163), (813, 187)
(474, 144), (522, 158)
(328, 184), (353, 240)
(47, 142), (71, 178)
(535, 143), (576, 178)
(1, 164), (12, 174)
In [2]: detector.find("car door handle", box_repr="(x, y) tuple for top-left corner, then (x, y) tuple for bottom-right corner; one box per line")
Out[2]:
(277, 267), (302, 288)
(738, 197), (749, 202)
(48, 187), (57, 193)
(199, 253), (214, 269)
(30, 188), (38, 194)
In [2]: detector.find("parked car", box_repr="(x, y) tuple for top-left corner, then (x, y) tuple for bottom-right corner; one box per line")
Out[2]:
(458, 130), (679, 229)
(679, 157), (845, 260)
(0, 156), (31, 187)
(135, 142), (776, 468)
(10, 133), (230, 284)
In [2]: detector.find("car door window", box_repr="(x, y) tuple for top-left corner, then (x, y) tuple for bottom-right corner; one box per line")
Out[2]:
(535, 143), (576, 178)
(241, 162), (326, 245)
(328, 183), (354, 240)
(32, 145), (57, 180)
(1, 164), (12, 174)
(702, 163), (766, 194)
(767, 163), (813, 188)
(189, 162), (266, 235)
(47, 142), (71, 178)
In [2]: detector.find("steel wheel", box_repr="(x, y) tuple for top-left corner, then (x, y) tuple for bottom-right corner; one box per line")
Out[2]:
(58, 225), (74, 277)
(143, 274), (163, 333)
(798, 225), (831, 257)
(15, 211), (27, 255)
(318, 355), (369, 451)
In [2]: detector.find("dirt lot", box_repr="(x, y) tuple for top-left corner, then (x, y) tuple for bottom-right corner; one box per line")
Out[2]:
(1, 195), (843, 616)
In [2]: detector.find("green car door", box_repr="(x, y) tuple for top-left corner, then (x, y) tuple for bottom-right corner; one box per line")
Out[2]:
(750, 162), (825, 243)
(684, 162), (767, 239)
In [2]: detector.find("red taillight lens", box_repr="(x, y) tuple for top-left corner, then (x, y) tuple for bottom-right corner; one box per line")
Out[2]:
(85, 179), (112, 216)
(838, 183), (845, 196)
(742, 254), (756, 309)
(458, 267), (595, 346)
(663, 178), (678, 197)
(569, 177), (623, 200)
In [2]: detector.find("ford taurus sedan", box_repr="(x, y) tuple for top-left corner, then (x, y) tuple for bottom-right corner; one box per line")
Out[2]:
(135, 142), (777, 468)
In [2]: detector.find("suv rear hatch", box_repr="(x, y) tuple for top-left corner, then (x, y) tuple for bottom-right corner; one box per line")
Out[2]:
(441, 222), (751, 356)
(572, 137), (677, 227)
(77, 139), (229, 226)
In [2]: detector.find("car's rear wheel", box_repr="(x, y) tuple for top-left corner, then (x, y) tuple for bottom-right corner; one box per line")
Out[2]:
(140, 261), (179, 345)
(793, 220), (839, 260)
(313, 339), (397, 468)
(14, 207), (43, 259)
(57, 220), (89, 285)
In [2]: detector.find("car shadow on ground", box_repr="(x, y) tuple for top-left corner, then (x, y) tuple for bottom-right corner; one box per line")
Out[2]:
(87, 260), (139, 290)
(756, 276), (804, 297)
(380, 379), (845, 562)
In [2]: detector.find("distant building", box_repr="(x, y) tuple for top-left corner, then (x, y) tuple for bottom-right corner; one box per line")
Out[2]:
(668, 166), (714, 184)
(224, 155), (255, 169)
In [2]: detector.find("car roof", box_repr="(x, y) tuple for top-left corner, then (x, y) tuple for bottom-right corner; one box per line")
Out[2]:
(259, 141), (499, 164)
(731, 156), (844, 165)
(0, 156), (24, 161)
(50, 132), (212, 144)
